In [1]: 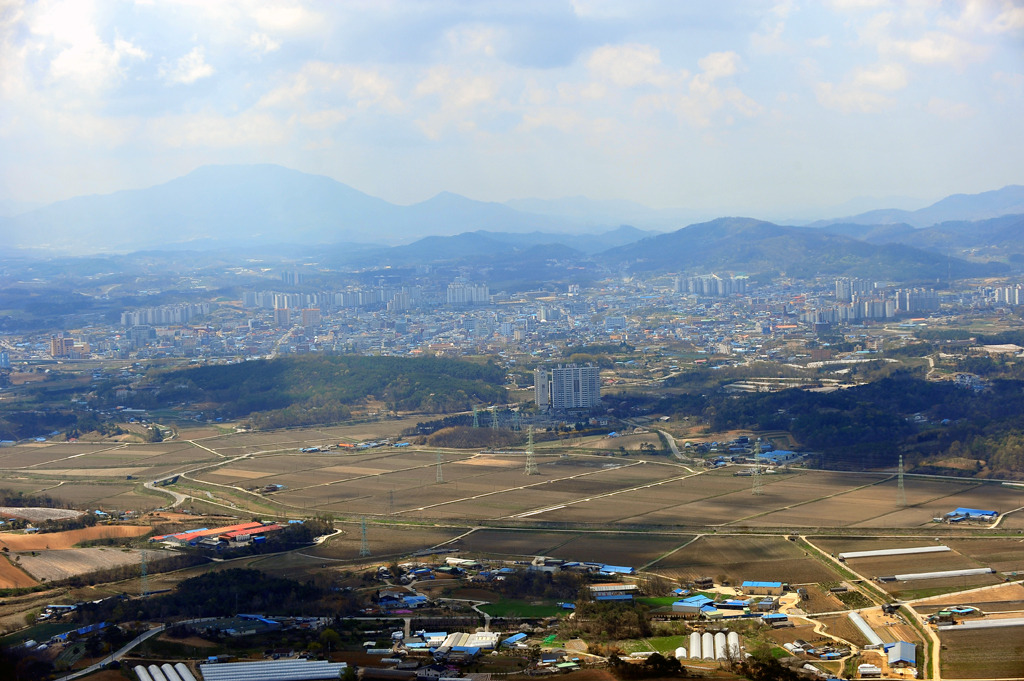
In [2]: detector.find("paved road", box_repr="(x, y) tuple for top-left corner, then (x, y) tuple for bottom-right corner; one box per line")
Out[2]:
(56, 624), (165, 681)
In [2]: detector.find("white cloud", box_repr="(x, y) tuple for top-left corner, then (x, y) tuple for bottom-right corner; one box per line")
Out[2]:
(587, 44), (678, 88)
(250, 4), (321, 34)
(697, 51), (741, 81)
(161, 46), (214, 85)
(925, 96), (975, 119)
(247, 32), (280, 54)
(29, 0), (148, 93)
(808, 35), (832, 48)
(852, 63), (907, 90)
(815, 81), (892, 113)
(259, 62), (401, 112)
(445, 24), (500, 57)
(881, 31), (990, 66)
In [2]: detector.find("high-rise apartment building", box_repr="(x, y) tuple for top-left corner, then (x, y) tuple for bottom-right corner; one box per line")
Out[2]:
(535, 363), (601, 411)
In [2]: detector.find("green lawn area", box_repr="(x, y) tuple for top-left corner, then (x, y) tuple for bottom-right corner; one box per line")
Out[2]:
(477, 600), (565, 618)
(647, 635), (688, 653)
(619, 635), (688, 654)
(0, 621), (79, 647)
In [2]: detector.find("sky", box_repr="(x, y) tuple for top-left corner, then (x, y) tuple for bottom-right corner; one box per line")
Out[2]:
(0, 0), (1022, 218)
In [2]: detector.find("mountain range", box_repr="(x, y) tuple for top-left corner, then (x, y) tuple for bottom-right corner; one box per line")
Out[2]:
(1, 164), (1021, 279)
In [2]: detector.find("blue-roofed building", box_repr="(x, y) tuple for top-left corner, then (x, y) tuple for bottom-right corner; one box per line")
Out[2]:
(502, 633), (528, 647)
(717, 599), (751, 610)
(596, 593), (634, 602)
(885, 641), (917, 668)
(672, 595), (714, 614)
(762, 613), (788, 623)
(946, 507), (997, 519)
(600, 564), (636, 575)
(741, 580), (785, 596)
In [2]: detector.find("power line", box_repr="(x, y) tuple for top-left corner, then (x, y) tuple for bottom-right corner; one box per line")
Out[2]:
(359, 517), (370, 557)
(525, 426), (538, 475)
(436, 451), (444, 484)
(897, 454), (906, 507)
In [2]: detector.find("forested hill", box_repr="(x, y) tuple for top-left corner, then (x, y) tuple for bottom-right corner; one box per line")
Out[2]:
(130, 355), (507, 428)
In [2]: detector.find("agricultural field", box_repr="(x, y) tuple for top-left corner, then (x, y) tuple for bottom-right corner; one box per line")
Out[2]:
(0, 555), (38, 588)
(939, 627), (1024, 679)
(814, 614), (873, 647)
(910, 582), (1024, 614)
(304, 522), (469, 561)
(0, 524), (150, 551)
(15, 547), (166, 582)
(650, 535), (842, 585)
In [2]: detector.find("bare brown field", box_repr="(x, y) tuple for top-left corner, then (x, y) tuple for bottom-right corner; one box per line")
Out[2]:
(795, 585), (845, 614)
(947, 538), (1024, 573)
(579, 433), (662, 450)
(33, 483), (135, 507)
(0, 555), (38, 588)
(0, 479), (52, 495)
(0, 447), (85, 468)
(456, 529), (576, 557)
(847, 551), (982, 578)
(881, 572), (1004, 597)
(0, 506), (82, 522)
(860, 608), (920, 644)
(762, 622), (819, 646)
(940, 627), (1024, 679)
(911, 582), (1024, 610)
(17, 547), (167, 582)
(815, 614), (871, 647)
(306, 524), (468, 561)
(651, 535), (842, 585)
(548, 533), (695, 567)
(0, 525), (150, 551)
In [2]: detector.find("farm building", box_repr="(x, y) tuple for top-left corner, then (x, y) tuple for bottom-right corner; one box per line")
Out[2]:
(838, 545), (950, 561)
(501, 633), (527, 647)
(740, 581), (784, 596)
(945, 507), (997, 520)
(595, 593), (634, 602)
(886, 567), (994, 581)
(589, 583), (638, 595)
(847, 611), (884, 646)
(937, 617), (1024, 631)
(857, 663), (882, 678)
(198, 659), (347, 681)
(673, 595), (714, 614)
(885, 641), (916, 668)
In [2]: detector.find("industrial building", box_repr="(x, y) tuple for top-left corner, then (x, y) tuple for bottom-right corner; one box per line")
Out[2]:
(739, 581), (784, 596)
(197, 659), (347, 681)
(838, 545), (949, 561)
(885, 641), (917, 668)
(534, 363), (601, 410)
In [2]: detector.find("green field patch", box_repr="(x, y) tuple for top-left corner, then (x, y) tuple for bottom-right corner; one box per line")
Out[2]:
(478, 600), (564, 618)
(645, 635), (689, 653)
(0, 621), (79, 647)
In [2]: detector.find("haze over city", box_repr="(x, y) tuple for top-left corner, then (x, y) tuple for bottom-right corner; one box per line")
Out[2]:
(2, 0), (1023, 221)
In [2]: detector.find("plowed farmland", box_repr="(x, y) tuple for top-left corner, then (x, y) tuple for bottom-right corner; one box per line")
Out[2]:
(0, 556), (38, 588)
(0, 525), (150, 551)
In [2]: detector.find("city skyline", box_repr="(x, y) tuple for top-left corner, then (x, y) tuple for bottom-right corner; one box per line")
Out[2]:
(1, 1), (1022, 220)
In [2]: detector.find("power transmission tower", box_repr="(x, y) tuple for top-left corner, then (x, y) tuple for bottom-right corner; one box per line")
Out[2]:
(387, 489), (395, 517)
(752, 442), (763, 496)
(140, 549), (148, 598)
(525, 426), (538, 475)
(491, 407), (499, 430)
(359, 517), (370, 557)
(512, 411), (521, 431)
(436, 451), (444, 483)
(472, 406), (480, 428)
(897, 454), (906, 507)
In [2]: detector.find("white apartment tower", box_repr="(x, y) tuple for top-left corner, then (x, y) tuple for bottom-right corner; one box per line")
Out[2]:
(535, 363), (601, 411)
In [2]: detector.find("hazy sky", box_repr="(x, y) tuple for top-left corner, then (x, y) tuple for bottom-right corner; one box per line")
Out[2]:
(1, 0), (1022, 216)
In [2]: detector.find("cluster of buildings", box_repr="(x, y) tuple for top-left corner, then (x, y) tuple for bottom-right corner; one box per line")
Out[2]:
(151, 520), (301, 549)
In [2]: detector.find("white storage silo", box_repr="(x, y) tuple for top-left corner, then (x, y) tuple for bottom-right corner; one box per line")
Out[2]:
(174, 663), (199, 681)
(134, 666), (154, 681)
(689, 632), (701, 659)
(161, 663), (181, 681)
(147, 664), (168, 681)
(675, 646), (687, 659)
(714, 632), (727, 660)
(727, 631), (741, 658)
(701, 632), (714, 659)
